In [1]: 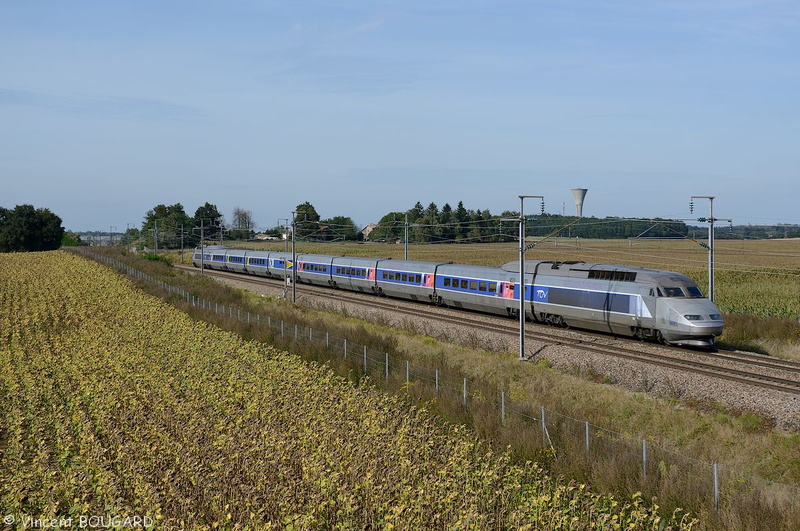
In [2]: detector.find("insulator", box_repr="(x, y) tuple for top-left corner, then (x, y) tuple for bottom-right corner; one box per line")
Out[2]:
(689, 200), (694, 214)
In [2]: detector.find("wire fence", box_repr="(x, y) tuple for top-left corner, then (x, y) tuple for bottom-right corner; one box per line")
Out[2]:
(75, 248), (800, 514)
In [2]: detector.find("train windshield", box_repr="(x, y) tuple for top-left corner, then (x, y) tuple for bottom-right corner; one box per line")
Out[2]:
(686, 286), (704, 298)
(661, 286), (704, 298)
(662, 287), (685, 297)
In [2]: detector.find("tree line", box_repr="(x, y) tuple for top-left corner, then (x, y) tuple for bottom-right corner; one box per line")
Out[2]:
(366, 201), (688, 243)
(129, 200), (691, 250)
(0, 205), (64, 252)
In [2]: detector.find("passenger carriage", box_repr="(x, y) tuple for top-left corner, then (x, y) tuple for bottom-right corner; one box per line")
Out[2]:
(244, 251), (271, 276)
(374, 259), (441, 301)
(295, 254), (335, 287)
(330, 257), (380, 292)
(266, 252), (293, 280)
(225, 249), (248, 274)
(435, 264), (521, 317)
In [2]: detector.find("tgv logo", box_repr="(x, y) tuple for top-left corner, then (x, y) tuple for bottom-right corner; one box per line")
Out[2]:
(536, 289), (548, 298)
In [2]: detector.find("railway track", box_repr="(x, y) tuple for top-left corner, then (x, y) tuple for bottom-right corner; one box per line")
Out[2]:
(176, 265), (800, 395)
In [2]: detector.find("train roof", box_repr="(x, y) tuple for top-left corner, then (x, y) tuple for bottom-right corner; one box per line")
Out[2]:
(503, 260), (697, 284)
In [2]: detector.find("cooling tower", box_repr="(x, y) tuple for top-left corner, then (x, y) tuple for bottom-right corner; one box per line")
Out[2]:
(571, 188), (588, 217)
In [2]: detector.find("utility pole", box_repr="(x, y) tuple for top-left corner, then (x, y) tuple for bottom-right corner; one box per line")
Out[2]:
(291, 211), (297, 303)
(278, 218), (289, 252)
(180, 223), (185, 263)
(404, 213), (409, 260)
(126, 223), (133, 251)
(200, 219), (205, 275)
(109, 226), (116, 247)
(153, 221), (158, 254)
(689, 196), (730, 302)
(517, 195), (545, 361)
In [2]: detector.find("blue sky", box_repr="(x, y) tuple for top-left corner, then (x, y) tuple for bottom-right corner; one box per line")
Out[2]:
(2, 0), (798, 232)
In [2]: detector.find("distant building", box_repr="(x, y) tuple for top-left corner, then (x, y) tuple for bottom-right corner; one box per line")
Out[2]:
(361, 223), (378, 240)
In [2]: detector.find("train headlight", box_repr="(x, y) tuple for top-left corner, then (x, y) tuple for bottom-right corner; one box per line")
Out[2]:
(709, 314), (721, 320)
(684, 315), (703, 321)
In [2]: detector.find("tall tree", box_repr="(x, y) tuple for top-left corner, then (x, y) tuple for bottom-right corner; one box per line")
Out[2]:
(231, 207), (256, 240)
(294, 202), (321, 238)
(455, 201), (470, 240)
(0, 204), (64, 252)
(193, 203), (224, 243)
(142, 203), (193, 250)
(438, 203), (455, 242)
(369, 212), (406, 241)
(321, 215), (361, 241)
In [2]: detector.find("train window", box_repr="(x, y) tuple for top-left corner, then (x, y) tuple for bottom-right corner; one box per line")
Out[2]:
(469, 281), (477, 290)
(460, 279), (468, 289)
(444, 278), (451, 287)
(415, 275), (421, 283)
(686, 286), (703, 298)
(489, 283), (497, 293)
(588, 270), (637, 282)
(362, 269), (366, 277)
(479, 282), (487, 291)
(401, 274), (408, 282)
(663, 287), (684, 297)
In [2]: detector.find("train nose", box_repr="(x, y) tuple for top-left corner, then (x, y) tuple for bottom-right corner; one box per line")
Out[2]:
(658, 299), (724, 345)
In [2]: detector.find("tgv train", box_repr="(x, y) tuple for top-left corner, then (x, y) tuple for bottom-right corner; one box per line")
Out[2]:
(193, 246), (724, 347)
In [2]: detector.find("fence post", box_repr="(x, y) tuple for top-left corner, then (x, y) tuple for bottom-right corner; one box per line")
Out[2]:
(295, 324), (298, 340)
(406, 360), (410, 386)
(585, 421), (590, 456)
(713, 464), (719, 512)
(281, 320), (284, 338)
(363, 346), (368, 374)
(435, 370), (439, 393)
(501, 391), (506, 426)
(344, 339), (347, 358)
(385, 353), (389, 383)
(326, 332), (329, 349)
(463, 378), (467, 407)
(541, 406), (546, 440)
(642, 440), (647, 479)
(309, 328), (312, 341)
